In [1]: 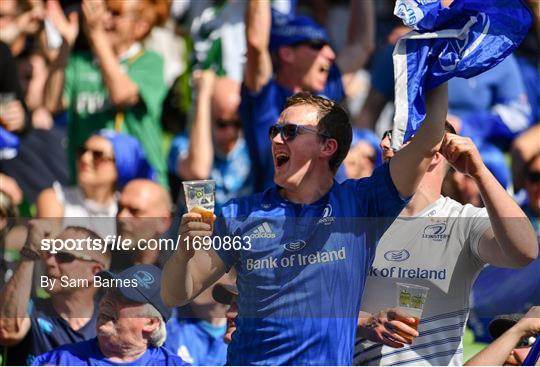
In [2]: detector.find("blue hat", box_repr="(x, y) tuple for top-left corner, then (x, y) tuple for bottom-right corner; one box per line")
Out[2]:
(350, 128), (383, 166)
(478, 143), (510, 189)
(98, 264), (172, 321)
(212, 283), (238, 305)
(98, 130), (155, 190)
(269, 10), (330, 50)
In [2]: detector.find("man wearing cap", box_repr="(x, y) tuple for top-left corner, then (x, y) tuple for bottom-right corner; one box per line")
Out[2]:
(163, 79), (451, 365)
(242, 0), (374, 191)
(31, 264), (189, 366)
(0, 223), (110, 365)
(465, 306), (540, 365)
(355, 125), (538, 365)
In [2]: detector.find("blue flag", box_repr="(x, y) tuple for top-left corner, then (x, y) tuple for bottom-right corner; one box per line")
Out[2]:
(391, 0), (532, 149)
(0, 126), (19, 160)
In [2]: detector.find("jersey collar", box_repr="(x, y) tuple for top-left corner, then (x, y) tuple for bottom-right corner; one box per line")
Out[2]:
(261, 180), (336, 210)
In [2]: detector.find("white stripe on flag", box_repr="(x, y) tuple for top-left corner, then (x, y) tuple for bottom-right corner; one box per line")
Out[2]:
(391, 37), (410, 151)
(391, 15), (488, 150)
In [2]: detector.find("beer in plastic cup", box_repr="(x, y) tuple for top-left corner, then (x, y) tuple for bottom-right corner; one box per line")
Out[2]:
(182, 180), (215, 223)
(395, 283), (429, 340)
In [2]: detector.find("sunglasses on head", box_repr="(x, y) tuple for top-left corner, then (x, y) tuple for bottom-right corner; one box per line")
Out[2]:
(215, 119), (242, 129)
(526, 171), (540, 183)
(76, 146), (114, 163)
(47, 251), (101, 265)
(291, 39), (327, 51)
(269, 123), (330, 142)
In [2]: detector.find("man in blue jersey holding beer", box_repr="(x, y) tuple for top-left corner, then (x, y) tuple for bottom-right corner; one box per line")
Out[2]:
(162, 82), (448, 364)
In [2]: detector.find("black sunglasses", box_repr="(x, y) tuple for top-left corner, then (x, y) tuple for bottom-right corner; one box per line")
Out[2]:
(526, 171), (540, 183)
(516, 336), (537, 349)
(382, 129), (393, 143)
(47, 251), (101, 265)
(291, 40), (327, 51)
(269, 123), (330, 142)
(76, 146), (114, 163)
(215, 119), (242, 129)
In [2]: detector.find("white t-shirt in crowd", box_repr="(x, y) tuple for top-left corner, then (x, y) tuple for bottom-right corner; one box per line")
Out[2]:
(53, 182), (117, 238)
(355, 196), (490, 366)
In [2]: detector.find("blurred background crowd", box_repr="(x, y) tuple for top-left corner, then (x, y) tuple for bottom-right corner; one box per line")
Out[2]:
(0, 0), (538, 365)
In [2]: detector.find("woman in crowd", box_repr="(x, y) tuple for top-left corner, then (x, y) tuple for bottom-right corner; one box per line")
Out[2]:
(36, 130), (154, 237)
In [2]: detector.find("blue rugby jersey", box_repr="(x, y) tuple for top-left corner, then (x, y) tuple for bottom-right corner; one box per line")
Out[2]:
(165, 308), (228, 366)
(6, 299), (98, 366)
(31, 338), (189, 366)
(214, 163), (408, 365)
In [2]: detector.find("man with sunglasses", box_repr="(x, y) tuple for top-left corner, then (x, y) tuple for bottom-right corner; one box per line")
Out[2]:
(241, 0), (374, 192)
(0, 223), (111, 365)
(168, 70), (253, 210)
(354, 123), (538, 365)
(163, 80), (451, 365)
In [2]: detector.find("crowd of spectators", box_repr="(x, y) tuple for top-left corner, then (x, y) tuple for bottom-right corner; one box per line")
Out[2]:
(0, 0), (538, 365)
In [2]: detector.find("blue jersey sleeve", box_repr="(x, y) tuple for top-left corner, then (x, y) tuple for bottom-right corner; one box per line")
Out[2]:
(459, 56), (532, 147)
(369, 45), (395, 99)
(167, 134), (190, 175)
(516, 56), (540, 123)
(239, 82), (283, 191)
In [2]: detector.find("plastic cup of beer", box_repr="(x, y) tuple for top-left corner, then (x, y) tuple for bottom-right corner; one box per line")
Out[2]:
(182, 180), (215, 223)
(395, 283), (429, 341)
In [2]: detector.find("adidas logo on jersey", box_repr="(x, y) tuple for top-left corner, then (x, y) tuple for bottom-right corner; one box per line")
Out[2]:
(250, 222), (276, 238)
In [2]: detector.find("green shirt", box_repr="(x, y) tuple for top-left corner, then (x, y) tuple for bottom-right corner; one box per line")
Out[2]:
(64, 48), (167, 187)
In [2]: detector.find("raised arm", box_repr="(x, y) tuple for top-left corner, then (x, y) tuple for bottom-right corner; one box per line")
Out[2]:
(440, 133), (538, 268)
(177, 70), (215, 180)
(43, 0), (79, 114)
(389, 83), (448, 198)
(161, 213), (227, 307)
(337, 0), (375, 97)
(0, 221), (50, 346)
(81, 0), (139, 107)
(244, 0), (273, 93)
